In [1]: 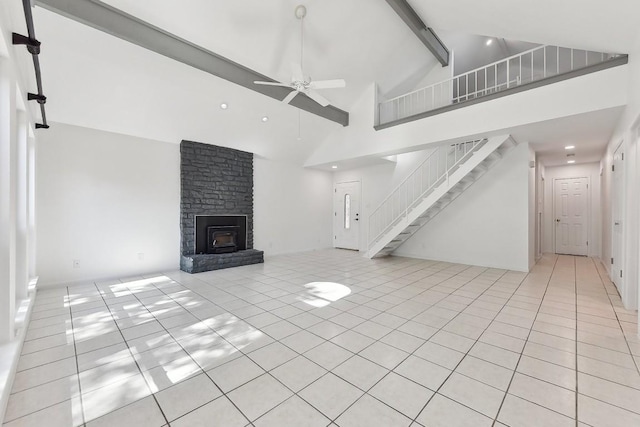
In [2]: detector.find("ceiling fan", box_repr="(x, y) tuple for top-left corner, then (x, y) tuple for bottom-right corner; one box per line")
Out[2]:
(254, 5), (346, 107)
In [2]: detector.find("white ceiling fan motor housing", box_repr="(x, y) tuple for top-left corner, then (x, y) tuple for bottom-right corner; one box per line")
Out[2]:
(295, 5), (307, 19)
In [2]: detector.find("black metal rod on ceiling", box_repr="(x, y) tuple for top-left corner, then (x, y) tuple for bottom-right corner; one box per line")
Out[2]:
(13, 0), (49, 129)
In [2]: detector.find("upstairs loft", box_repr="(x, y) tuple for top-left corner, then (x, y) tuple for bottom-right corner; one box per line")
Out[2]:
(376, 44), (628, 130)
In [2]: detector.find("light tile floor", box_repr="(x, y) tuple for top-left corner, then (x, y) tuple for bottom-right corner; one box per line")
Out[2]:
(4, 250), (640, 427)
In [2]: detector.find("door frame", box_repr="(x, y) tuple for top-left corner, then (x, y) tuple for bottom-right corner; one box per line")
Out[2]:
(333, 180), (361, 251)
(552, 176), (590, 256)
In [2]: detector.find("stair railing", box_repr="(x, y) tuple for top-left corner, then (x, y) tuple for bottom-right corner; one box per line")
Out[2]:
(378, 45), (622, 125)
(368, 138), (487, 248)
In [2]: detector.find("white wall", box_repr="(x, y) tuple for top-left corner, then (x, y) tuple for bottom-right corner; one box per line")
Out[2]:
(394, 142), (531, 271)
(333, 148), (436, 251)
(541, 163), (602, 258)
(528, 146), (536, 269)
(601, 32), (640, 312)
(306, 65), (629, 167)
(36, 123), (335, 286)
(332, 143), (534, 271)
(1, 0), (45, 420)
(535, 160), (546, 260)
(36, 123), (181, 287)
(254, 159), (333, 256)
(395, 143), (531, 271)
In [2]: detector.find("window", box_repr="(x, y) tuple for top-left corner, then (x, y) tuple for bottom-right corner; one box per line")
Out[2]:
(344, 194), (351, 229)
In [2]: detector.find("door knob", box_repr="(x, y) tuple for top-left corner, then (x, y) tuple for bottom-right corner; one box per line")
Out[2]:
(556, 219), (560, 223)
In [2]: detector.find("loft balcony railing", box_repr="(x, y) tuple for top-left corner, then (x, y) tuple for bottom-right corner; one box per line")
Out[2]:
(378, 45), (624, 126)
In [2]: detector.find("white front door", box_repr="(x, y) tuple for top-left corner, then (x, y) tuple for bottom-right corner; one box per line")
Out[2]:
(554, 177), (589, 256)
(334, 181), (360, 250)
(612, 143), (624, 292)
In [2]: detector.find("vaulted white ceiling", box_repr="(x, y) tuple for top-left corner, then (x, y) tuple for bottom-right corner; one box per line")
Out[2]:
(34, 0), (439, 162)
(410, 0), (640, 53)
(32, 0), (640, 165)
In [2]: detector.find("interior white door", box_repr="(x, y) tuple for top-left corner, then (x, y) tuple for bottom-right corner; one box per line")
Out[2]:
(554, 177), (589, 256)
(334, 181), (360, 250)
(612, 143), (624, 292)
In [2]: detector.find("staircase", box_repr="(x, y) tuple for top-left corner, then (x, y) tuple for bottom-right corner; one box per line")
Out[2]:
(367, 135), (516, 258)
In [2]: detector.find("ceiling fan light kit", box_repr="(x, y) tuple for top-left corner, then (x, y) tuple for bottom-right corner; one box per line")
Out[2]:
(253, 4), (345, 108)
(295, 5), (307, 19)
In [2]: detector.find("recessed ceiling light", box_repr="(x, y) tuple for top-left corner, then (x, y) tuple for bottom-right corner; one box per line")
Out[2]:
(220, 103), (228, 110)
(331, 165), (338, 169)
(567, 160), (576, 164)
(486, 39), (493, 46)
(565, 145), (575, 150)
(261, 116), (269, 122)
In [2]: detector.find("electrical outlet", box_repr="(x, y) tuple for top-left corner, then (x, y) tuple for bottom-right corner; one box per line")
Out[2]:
(73, 259), (80, 268)
(137, 252), (144, 261)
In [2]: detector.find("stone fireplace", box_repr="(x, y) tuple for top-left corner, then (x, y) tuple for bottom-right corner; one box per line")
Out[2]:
(180, 141), (263, 273)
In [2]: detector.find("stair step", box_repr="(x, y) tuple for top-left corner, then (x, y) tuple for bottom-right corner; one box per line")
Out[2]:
(488, 151), (502, 160)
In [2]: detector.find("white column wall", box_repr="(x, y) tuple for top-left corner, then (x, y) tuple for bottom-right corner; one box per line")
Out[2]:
(15, 111), (28, 300)
(0, 1), (42, 420)
(0, 57), (17, 343)
(254, 158), (333, 256)
(27, 136), (36, 278)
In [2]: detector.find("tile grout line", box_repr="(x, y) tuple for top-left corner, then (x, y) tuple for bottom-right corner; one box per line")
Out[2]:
(322, 265), (502, 424)
(248, 263), (500, 425)
(2, 288), (86, 426)
(90, 280), (172, 427)
(67, 286), (88, 427)
(490, 254), (560, 427)
(214, 262), (480, 422)
(247, 277), (470, 424)
(382, 268), (524, 424)
(145, 255), (479, 423)
(288, 263), (537, 424)
(575, 256), (579, 427)
(404, 268), (527, 426)
(8, 252), (638, 426)
(593, 258), (640, 376)
(119, 277), (258, 426)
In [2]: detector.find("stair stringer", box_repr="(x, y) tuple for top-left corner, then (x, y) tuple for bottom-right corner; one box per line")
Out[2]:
(367, 134), (517, 258)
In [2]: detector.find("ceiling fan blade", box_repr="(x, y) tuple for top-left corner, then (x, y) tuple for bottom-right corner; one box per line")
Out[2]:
(291, 63), (304, 82)
(254, 81), (291, 88)
(282, 90), (300, 104)
(304, 90), (331, 107)
(308, 79), (346, 90)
